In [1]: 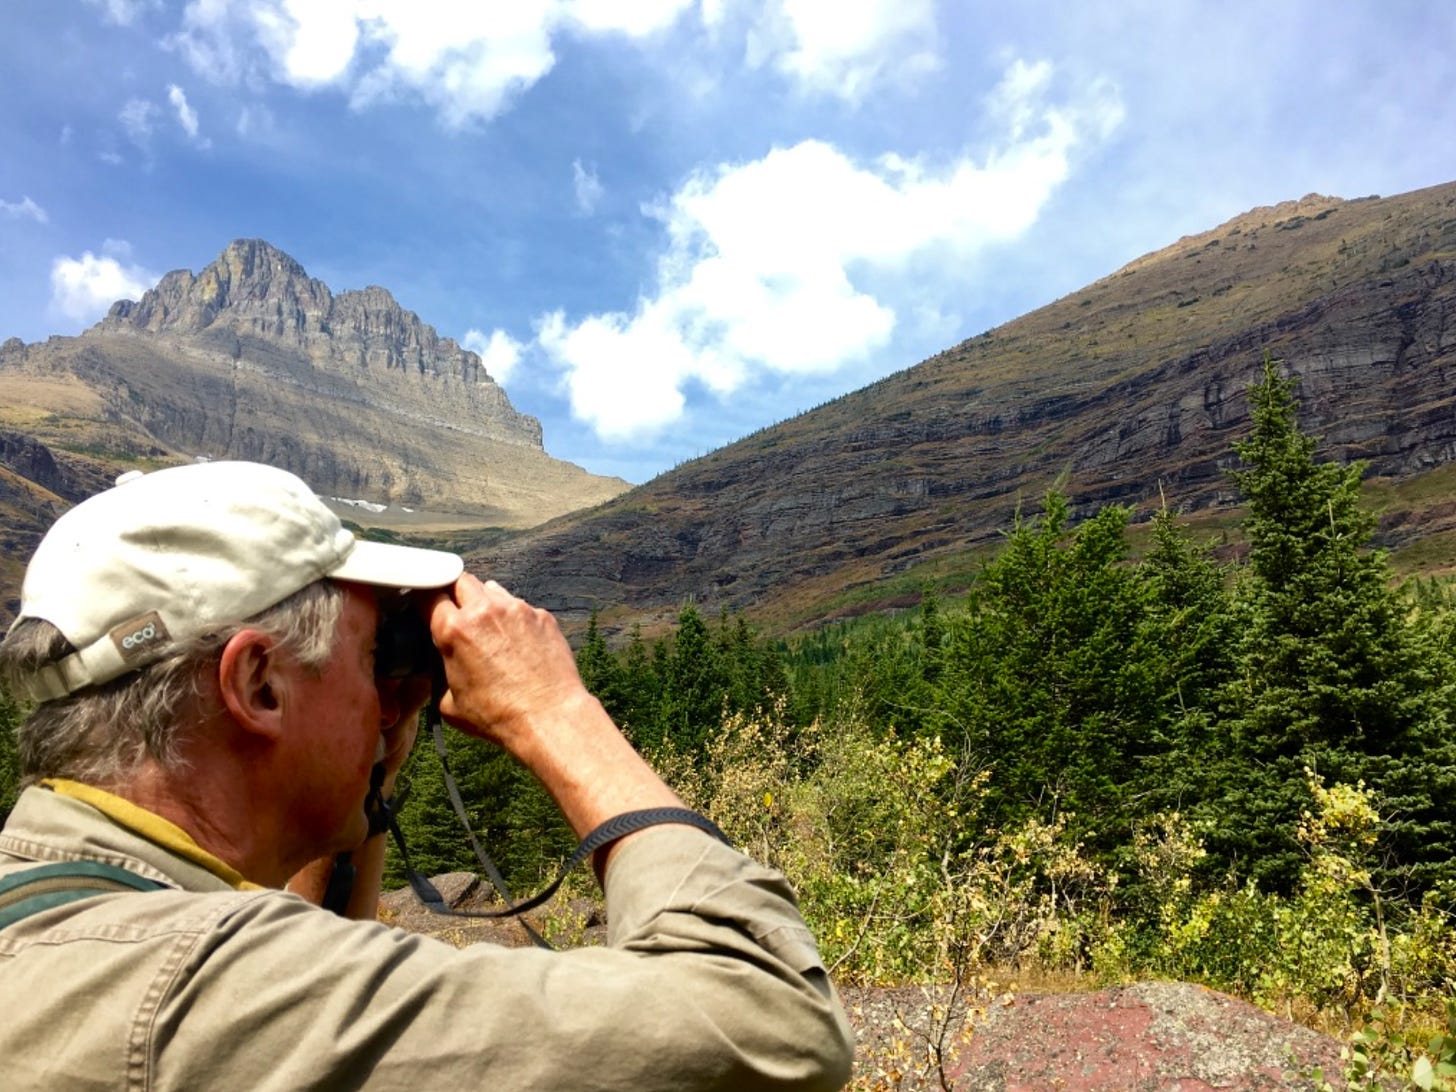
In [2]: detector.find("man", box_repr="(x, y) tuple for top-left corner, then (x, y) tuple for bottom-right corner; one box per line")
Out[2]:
(0, 461), (853, 1090)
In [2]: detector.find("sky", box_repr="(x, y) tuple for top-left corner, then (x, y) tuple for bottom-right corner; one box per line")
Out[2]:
(2, 3), (1454, 484)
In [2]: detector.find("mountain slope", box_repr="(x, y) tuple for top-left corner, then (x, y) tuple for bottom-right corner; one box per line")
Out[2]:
(469, 182), (1456, 631)
(1, 239), (628, 522)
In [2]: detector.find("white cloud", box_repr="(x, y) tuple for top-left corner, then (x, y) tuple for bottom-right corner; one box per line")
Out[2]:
(572, 159), (605, 214)
(175, 0), (563, 127)
(119, 97), (159, 146)
(167, 84), (204, 141)
(462, 328), (523, 384)
(168, 0), (928, 129)
(50, 245), (159, 325)
(252, 0), (361, 86)
(537, 59), (1124, 441)
(1, 196), (49, 224)
(84, 0), (162, 25)
(746, 0), (939, 100)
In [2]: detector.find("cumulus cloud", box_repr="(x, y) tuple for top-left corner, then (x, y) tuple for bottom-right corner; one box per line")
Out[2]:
(168, 0), (929, 127)
(462, 328), (523, 384)
(50, 243), (159, 324)
(1, 196), (49, 224)
(174, 0), (567, 127)
(746, 0), (939, 100)
(537, 60), (1124, 440)
(572, 159), (605, 215)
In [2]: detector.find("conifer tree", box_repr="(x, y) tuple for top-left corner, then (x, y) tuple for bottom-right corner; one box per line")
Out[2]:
(931, 494), (1158, 856)
(576, 607), (624, 714)
(1214, 354), (1456, 893)
(660, 603), (723, 753)
(1135, 505), (1239, 816)
(615, 624), (662, 750)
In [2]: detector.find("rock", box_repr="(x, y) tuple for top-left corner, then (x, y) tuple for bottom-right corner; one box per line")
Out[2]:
(842, 982), (1344, 1091)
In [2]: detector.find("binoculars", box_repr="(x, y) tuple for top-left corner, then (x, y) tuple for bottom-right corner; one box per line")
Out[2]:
(375, 604), (443, 685)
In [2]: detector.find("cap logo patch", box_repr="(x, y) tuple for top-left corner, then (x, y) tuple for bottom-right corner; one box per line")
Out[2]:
(110, 612), (172, 664)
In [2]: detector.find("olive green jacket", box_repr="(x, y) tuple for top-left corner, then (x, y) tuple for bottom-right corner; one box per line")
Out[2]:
(0, 785), (853, 1090)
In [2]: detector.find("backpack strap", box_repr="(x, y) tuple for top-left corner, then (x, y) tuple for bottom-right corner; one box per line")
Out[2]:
(0, 861), (167, 931)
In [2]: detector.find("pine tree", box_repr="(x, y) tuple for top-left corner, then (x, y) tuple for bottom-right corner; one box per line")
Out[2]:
(616, 624), (662, 751)
(930, 493), (1159, 856)
(576, 608), (624, 715)
(660, 603), (723, 753)
(1134, 504), (1239, 817)
(1213, 353), (1456, 893)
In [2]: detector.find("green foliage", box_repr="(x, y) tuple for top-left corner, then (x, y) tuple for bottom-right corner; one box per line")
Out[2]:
(1213, 353), (1456, 893)
(1308, 1003), (1456, 1091)
(0, 688), (21, 824)
(1133, 506), (1239, 817)
(927, 495), (1160, 859)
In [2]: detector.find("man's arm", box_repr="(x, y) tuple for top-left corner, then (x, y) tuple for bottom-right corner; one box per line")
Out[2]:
(427, 574), (689, 870)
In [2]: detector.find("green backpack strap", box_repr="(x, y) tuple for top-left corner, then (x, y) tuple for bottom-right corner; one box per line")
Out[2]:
(0, 860), (167, 931)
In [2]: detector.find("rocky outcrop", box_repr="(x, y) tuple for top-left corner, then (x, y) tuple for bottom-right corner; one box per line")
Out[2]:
(100, 239), (543, 449)
(842, 981), (1344, 1090)
(0, 241), (626, 531)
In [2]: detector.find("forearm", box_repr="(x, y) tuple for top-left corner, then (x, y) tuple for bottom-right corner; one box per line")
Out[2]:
(503, 688), (689, 876)
(430, 576), (693, 872)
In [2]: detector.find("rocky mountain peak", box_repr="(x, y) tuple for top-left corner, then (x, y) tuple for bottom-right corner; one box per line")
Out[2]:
(100, 240), (502, 389)
(1, 240), (629, 547)
(105, 238), (330, 338)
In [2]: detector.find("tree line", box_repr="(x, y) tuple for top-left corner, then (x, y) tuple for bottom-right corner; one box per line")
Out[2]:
(369, 354), (1456, 914)
(1, 354), (1453, 911)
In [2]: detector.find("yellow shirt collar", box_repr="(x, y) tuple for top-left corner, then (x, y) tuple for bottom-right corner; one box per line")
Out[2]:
(41, 778), (265, 891)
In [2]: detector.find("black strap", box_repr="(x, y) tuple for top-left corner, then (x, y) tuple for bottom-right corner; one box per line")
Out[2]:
(404, 705), (729, 950)
(0, 860), (167, 930)
(326, 701), (732, 949)
(393, 805), (730, 925)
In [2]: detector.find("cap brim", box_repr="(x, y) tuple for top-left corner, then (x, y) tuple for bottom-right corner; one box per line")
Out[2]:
(331, 539), (464, 590)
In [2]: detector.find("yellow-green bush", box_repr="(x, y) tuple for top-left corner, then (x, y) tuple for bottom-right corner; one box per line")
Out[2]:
(665, 709), (1454, 1032)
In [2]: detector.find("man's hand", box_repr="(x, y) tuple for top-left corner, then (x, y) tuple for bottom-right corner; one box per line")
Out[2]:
(426, 574), (684, 851)
(426, 574), (595, 756)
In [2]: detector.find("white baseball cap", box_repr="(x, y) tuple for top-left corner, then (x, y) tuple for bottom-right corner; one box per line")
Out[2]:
(8, 461), (464, 703)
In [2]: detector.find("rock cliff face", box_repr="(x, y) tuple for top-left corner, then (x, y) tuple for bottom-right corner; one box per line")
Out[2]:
(0, 240), (625, 525)
(101, 240), (540, 447)
(471, 182), (1456, 631)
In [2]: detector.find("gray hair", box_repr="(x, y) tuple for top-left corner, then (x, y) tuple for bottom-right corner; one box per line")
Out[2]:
(0, 580), (343, 788)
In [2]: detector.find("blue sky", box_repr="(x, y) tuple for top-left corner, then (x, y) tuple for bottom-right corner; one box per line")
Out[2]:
(3, 2), (1454, 483)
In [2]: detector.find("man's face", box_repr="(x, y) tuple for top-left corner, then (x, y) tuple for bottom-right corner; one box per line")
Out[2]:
(278, 582), (392, 853)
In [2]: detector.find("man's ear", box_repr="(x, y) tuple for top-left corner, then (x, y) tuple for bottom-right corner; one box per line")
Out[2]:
(217, 629), (286, 740)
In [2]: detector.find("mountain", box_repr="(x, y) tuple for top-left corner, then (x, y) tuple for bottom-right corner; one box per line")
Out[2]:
(0, 239), (628, 617)
(7, 185), (1456, 638)
(469, 181), (1456, 633)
